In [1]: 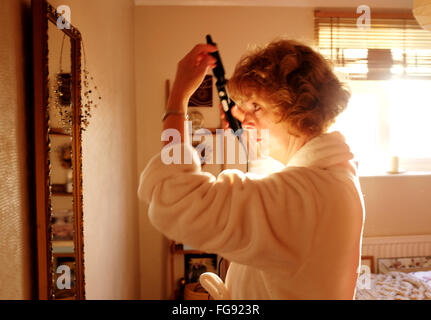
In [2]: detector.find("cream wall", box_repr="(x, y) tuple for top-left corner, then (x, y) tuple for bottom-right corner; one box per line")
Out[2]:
(0, 0), (34, 300)
(360, 175), (431, 237)
(49, 0), (140, 299)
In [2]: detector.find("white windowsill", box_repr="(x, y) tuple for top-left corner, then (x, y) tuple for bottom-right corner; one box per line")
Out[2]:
(359, 171), (431, 178)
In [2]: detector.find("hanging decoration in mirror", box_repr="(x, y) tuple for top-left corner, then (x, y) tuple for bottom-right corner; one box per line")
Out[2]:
(81, 39), (102, 130)
(52, 33), (73, 133)
(51, 34), (102, 132)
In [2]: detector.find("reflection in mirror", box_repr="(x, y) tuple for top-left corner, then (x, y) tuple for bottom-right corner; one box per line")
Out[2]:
(47, 19), (76, 300)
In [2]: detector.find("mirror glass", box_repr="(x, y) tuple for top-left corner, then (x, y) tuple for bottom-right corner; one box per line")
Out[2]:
(47, 20), (76, 300)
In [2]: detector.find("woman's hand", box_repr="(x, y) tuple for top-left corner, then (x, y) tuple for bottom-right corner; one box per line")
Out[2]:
(168, 44), (218, 110)
(219, 103), (244, 130)
(219, 103), (262, 159)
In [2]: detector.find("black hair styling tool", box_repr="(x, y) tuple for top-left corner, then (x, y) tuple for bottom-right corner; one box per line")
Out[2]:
(206, 35), (248, 171)
(206, 35), (242, 135)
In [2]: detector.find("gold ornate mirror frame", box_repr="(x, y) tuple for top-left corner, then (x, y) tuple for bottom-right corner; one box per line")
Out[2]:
(32, 0), (85, 299)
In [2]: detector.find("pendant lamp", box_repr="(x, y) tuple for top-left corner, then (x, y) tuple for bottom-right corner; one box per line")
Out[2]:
(413, 0), (431, 31)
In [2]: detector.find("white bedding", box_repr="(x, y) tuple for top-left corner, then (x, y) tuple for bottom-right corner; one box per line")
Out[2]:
(409, 271), (431, 287)
(355, 271), (431, 300)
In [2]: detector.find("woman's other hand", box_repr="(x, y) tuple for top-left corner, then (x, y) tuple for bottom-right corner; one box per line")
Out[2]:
(219, 103), (244, 130)
(219, 103), (261, 159)
(169, 44), (218, 107)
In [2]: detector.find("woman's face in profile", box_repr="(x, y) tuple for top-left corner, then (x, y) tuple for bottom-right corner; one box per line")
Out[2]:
(236, 97), (290, 161)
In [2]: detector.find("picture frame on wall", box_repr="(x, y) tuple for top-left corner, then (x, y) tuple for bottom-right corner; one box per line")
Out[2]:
(188, 75), (213, 107)
(378, 256), (431, 274)
(165, 78), (221, 128)
(184, 253), (218, 283)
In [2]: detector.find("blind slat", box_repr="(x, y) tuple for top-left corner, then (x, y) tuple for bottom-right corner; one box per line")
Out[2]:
(315, 11), (431, 79)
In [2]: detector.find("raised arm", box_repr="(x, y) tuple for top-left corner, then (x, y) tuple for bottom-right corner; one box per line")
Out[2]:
(162, 44), (217, 146)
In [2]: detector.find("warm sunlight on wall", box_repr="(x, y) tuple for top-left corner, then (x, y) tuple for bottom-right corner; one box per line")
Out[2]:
(330, 80), (431, 175)
(384, 80), (431, 158)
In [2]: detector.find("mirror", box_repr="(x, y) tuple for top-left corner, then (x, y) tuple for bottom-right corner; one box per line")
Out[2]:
(32, 0), (85, 299)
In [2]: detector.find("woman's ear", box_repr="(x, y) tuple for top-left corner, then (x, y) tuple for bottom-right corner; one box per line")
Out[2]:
(272, 109), (285, 125)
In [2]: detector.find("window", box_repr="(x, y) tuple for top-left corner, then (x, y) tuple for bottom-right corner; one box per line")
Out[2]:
(315, 10), (431, 80)
(316, 10), (431, 174)
(330, 80), (431, 174)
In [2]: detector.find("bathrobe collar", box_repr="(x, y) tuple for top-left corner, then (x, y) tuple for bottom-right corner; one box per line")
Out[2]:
(249, 131), (354, 175)
(287, 131), (354, 169)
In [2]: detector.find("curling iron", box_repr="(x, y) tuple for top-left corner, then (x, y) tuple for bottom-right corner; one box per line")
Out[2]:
(206, 34), (242, 135)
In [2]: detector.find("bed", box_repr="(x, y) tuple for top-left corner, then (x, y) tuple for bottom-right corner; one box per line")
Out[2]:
(357, 236), (431, 299)
(355, 269), (431, 300)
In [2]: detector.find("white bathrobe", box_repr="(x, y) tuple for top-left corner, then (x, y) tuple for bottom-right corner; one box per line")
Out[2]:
(137, 131), (365, 300)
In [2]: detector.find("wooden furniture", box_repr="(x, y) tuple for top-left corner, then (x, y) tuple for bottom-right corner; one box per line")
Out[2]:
(169, 242), (230, 300)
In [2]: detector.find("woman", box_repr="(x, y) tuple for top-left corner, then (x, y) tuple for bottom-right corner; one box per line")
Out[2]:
(138, 39), (365, 300)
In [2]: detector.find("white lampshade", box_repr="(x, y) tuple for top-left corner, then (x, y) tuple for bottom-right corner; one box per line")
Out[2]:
(413, 0), (431, 31)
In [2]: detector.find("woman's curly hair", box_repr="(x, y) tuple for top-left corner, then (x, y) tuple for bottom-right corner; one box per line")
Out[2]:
(227, 39), (351, 137)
